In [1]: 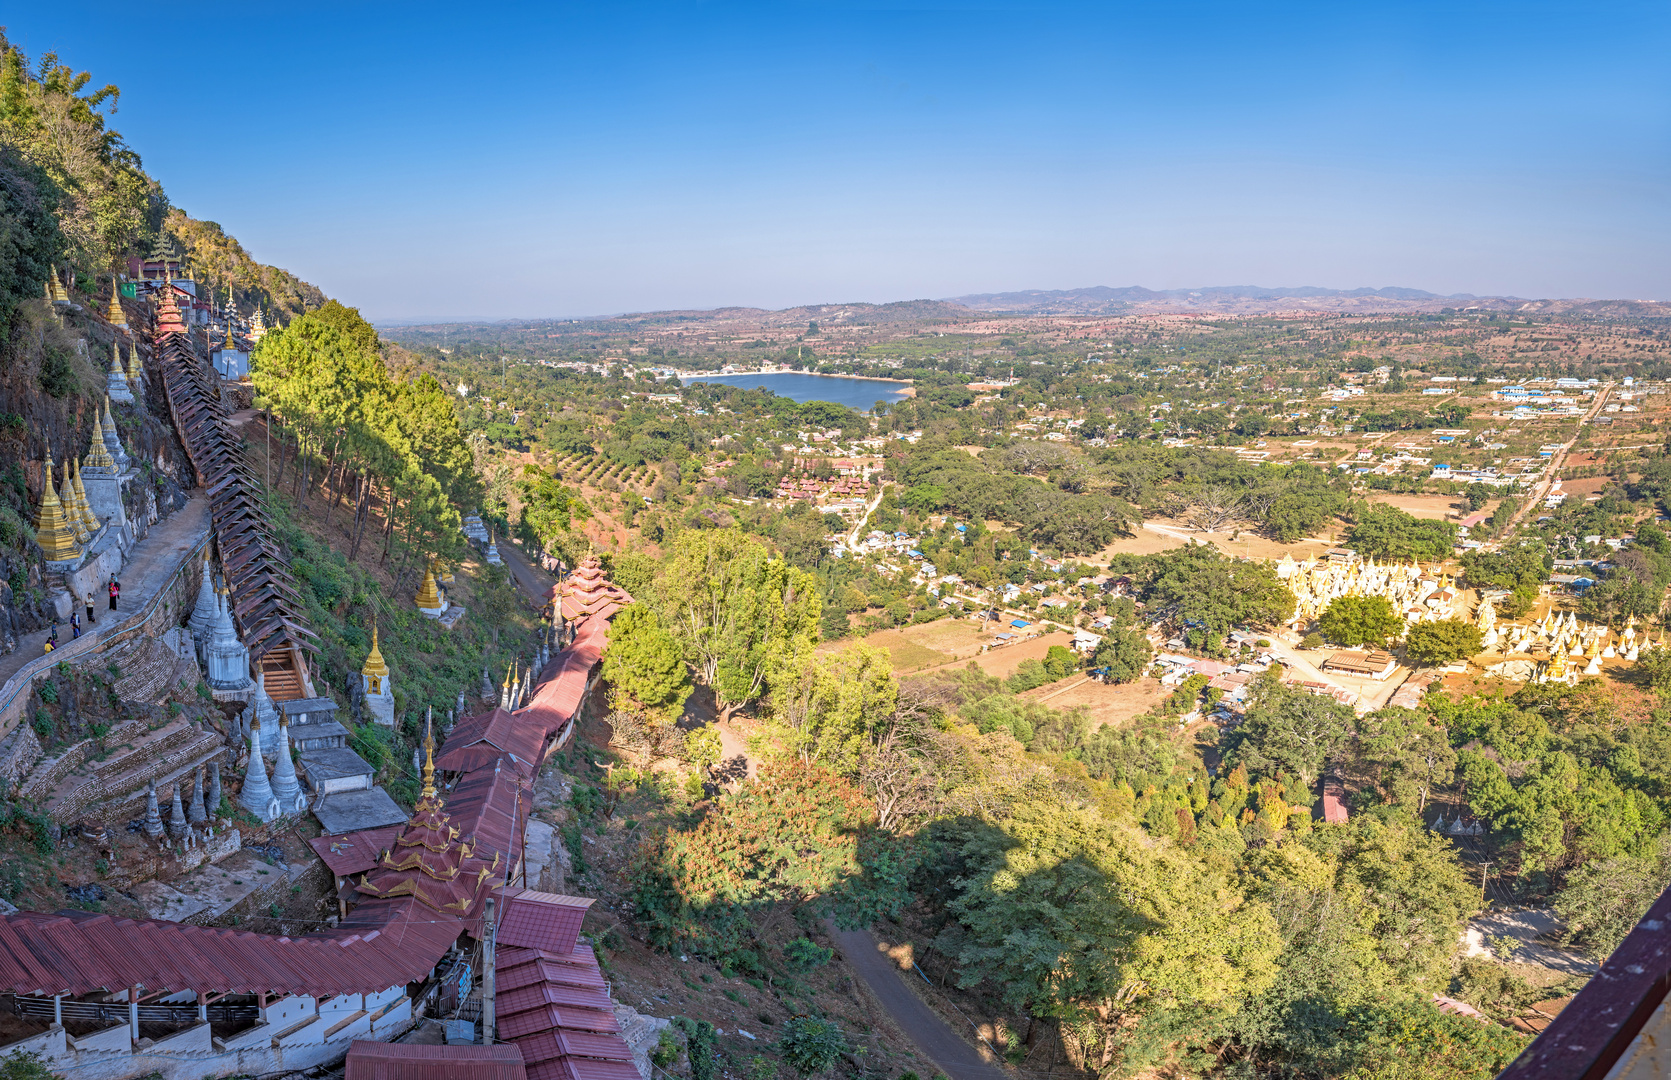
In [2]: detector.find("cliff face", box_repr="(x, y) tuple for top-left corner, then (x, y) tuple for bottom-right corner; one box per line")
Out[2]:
(0, 293), (195, 652)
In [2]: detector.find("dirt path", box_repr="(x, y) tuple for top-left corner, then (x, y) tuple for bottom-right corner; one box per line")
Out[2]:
(826, 922), (1009, 1080)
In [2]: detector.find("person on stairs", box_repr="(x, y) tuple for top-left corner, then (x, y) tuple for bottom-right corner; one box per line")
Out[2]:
(84, 591), (95, 625)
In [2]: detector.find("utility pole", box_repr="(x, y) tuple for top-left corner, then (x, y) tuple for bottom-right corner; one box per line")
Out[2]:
(1481, 862), (1492, 906)
(481, 896), (497, 1044)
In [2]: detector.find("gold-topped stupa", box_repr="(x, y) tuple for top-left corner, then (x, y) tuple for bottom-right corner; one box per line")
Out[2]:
(106, 279), (126, 326)
(414, 566), (443, 611)
(47, 266), (70, 305)
(362, 622), (389, 693)
(128, 342), (144, 384)
(68, 458), (96, 541)
(84, 411), (115, 473)
(33, 454), (82, 563)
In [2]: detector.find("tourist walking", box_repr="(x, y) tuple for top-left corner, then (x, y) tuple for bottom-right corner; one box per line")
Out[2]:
(109, 576), (119, 611)
(43, 628), (57, 653)
(70, 612), (80, 640)
(84, 591), (96, 625)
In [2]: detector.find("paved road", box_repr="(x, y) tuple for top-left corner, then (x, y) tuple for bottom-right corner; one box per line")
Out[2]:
(826, 921), (1009, 1080)
(497, 539), (558, 609)
(1496, 382), (1613, 542)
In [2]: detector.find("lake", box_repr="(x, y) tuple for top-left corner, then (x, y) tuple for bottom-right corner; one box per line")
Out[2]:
(680, 372), (910, 412)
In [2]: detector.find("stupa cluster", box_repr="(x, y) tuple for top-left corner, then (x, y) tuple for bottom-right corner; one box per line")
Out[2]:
(1477, 600), (1659, 684)
(1277, 551), (1459, 628)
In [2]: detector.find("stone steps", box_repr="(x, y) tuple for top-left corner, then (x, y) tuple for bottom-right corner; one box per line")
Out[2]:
(111, 637), (195, 705)
(40, 718), (227, 820)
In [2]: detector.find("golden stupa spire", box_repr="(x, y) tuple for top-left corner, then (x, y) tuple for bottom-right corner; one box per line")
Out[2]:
(362, 621), (389, 679)
(420, 706), (437, 799)
(63, 460), (90, 544)
(34, 454), (82, 563)
(128, 341), (143, 384)
(106, 278), (125, 325)
(70, 457), (98, 539)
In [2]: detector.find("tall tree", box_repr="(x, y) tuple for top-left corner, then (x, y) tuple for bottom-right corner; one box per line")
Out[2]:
(653, 530), (821, 721)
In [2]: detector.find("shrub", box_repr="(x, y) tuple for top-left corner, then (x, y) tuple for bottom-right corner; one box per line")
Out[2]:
(777, 1016), (847, 1075)
(782, 937), (832, 972)
(35, 681), (55, 705)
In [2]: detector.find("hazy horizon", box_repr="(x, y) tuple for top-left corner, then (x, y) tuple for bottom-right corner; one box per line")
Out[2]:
(14, 2), (1671, 322)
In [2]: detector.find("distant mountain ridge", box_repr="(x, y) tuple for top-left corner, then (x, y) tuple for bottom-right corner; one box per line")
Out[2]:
(945, 284), (1515, 315)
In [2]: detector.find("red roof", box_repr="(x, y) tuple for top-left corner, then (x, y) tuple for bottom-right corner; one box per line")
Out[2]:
(496, 888), (593, 955)
(438, 708), (550, 778)
(495, 940), (635, 1080)
(310, 826), (405, 877)
(347, 1040), (528, 1080)
(0, 896), (457, 998)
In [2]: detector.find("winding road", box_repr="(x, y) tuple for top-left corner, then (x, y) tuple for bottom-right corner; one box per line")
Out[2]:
(826, 922), (1010, 1080)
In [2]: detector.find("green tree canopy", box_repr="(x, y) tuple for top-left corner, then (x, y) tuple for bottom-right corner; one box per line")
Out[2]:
(1318, 594), (1405, 648)
(1404, 619), (1483, 666)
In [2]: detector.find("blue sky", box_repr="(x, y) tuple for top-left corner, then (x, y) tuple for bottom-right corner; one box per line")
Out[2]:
(11, 2), (1670, 320)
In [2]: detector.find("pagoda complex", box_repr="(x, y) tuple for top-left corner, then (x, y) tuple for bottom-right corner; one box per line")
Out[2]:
(1278, 550), (1456, 628)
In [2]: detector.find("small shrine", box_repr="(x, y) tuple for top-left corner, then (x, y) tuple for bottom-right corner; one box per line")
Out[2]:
(414, 566), (448, 619)
(214, 314), (248, 379)
(485, 528), (503, 565)
(361, 623), (396, 726)
(204, 588), (255, 702)
(462, 512), (489, 543)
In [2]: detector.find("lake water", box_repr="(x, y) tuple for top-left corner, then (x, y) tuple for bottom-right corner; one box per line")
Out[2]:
(680, 372), (910, 412)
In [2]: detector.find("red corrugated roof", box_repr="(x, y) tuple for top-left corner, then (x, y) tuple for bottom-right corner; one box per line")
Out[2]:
(496, 888), (592, 956)
(495, 939), (633, 1080)
(0, 898), (459, 998)
(311, 826), (405, 877)
(347, 1040), (528, 1080)
(438, 708), (550, 778)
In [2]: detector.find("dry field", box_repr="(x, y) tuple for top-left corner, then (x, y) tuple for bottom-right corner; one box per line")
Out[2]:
(1019, 674), (1170, 729)
(1365, 493), (1464, 520)
(840, 619), (991, 673)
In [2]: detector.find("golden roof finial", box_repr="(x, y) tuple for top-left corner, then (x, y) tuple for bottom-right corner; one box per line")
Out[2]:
(420, 706), (437, 799)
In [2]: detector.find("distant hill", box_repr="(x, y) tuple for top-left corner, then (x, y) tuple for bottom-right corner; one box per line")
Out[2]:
(946, 284), (1509, 315)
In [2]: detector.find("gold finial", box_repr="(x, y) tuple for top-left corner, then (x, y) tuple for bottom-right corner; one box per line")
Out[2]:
(421, 706), (437, 799)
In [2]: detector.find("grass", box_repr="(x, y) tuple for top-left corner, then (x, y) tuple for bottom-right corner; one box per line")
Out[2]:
(880, 641), (955, 673)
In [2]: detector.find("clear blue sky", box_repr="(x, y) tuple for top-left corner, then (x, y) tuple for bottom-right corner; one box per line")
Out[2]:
(11, 2), (1670, 320)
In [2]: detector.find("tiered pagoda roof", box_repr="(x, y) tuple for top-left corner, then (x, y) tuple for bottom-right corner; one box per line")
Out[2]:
(355, 726), (510, 921)
(553, 555), (632, 622)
